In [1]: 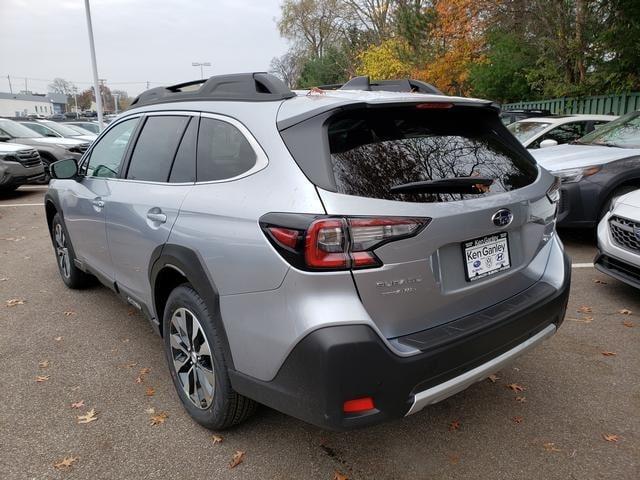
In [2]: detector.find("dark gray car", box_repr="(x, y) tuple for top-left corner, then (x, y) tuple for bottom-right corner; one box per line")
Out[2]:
(44, 73), (570, 431)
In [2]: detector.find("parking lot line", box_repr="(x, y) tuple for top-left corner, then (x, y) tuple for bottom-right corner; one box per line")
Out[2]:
(572, 262), (594, 268)
(0, 203), (45, 207)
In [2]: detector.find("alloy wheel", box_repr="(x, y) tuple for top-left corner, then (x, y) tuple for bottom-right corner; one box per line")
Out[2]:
(169, 307), (216, 409)
(54, 223), (71, 279)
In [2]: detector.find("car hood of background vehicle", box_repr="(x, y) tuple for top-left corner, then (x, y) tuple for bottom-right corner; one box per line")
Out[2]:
(531, 144), (640, 172)
(30, 137), (87, 146)
(617, 188), (640, 208)
(0, 143), (36, 153)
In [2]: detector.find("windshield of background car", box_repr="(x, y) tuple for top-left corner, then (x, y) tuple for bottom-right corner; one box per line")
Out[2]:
(578, 111), (640, 148)
(325, 106), (538, 203)
(0, 119), (43, 138)
(507, 121), (551, 143)
(43, 122), (85, 137)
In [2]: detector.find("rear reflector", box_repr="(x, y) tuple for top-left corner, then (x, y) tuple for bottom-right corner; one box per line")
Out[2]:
(267, 227), (300, 249)
(343, 397), (375, 414)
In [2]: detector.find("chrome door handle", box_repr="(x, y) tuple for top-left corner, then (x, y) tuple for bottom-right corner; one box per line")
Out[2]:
(92, 199), (105, 208)
(147, 212), (167, 223)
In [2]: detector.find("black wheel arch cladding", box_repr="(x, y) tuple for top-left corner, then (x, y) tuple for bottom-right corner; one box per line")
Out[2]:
(149, 243), (236, 370)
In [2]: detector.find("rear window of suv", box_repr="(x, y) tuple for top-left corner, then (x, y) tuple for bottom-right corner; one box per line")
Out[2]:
(282, 105), (538, 203)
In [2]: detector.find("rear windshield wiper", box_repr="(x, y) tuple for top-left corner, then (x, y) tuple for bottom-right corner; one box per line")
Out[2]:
(390, 177), (494, 194)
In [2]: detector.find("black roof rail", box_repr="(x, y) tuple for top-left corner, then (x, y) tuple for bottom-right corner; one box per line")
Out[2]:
(316, 76), (443, 95)
(129, 72), (295, 108)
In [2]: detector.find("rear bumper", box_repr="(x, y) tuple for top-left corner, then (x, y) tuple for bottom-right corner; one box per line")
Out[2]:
(230, 250), (571, 430)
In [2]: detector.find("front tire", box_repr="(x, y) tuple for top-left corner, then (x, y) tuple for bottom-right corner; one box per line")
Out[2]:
(163, 285), (257, 430)
(50, 213), (93, 289)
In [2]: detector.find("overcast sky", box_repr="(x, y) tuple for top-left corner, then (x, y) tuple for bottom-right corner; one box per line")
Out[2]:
(0, 0), (288, 96)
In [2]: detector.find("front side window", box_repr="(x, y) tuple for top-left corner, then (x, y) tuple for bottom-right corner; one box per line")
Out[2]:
(23, 123), (57, 137)
(507, 121), (551, 144)
(196, 118), (257, 181)
(543, 122), (588, 144)
(0, 119), (42, 138)
(126, 116), (190, 182)
(86, 118), (139, 178)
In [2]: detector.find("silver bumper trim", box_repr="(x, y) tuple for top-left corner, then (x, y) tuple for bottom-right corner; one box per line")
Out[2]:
(405, 324), (556, 416)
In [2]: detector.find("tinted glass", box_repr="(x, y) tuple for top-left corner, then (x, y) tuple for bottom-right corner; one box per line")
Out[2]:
(42, 121), (84, 137)
(126, 116), (189, 182)
(86, 118), (139, 178)
(578, 111), (640, 148)
(507, 121), (551, 143)
(169, 117), (197, 183)
(542, 122), (587, 144)
(22, 122), (57, 137)
(0, 119), (42, 138)
(328, 107), (538, 203)
(197, 118), (256, 181)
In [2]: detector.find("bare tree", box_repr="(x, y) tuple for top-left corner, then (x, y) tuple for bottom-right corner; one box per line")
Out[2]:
(344, 0), (395, 43)
(48, 78), (75, 95)
(278, 0), (347, 58)
(270, 52), (303, 88)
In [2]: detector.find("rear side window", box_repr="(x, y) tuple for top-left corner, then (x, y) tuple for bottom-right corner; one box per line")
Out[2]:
(197, 118), (256, 181)
(127, 116), (189, 182)
(284, 106), (537, 203)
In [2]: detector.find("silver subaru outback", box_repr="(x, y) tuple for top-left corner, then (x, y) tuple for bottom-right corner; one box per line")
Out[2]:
(44, 73), (570, 430)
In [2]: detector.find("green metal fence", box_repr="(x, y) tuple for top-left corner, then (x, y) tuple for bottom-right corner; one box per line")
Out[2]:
(503, 92), (640, 116)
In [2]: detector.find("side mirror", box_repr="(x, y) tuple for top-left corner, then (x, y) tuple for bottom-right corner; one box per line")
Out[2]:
(50, 158), (79, 180)
(0, 135), (10, 142)
(539, 139), (558, 149)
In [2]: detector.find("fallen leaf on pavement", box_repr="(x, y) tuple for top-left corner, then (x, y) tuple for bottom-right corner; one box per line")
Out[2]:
(135, 376), (144, 384)
(77, 408), (98, 424)
(229, 450), (245, 468)
(448, 453), (460, 465)
(70, 400), (85, 409)
(512, 416), (524, 424)
(623, 320), (634, 328)
(487, 374), (499, 383)
(119, 362), (137, 368)
(211, 434), (223, 444)
(5, 298), (25, 307)
(53, 456), (78, 471)
(54, 336), (63, 341)
(593, 279), (607, 285)
(334, 472), (349, 480)
(139, 367), (151, 375)
(603, 433), (620, 443)
(38, 360), (50, 368)
(150, 411), (168, 426)
(35, 375), (50, 382)
(577, 306), (592, 313)
(515, 396), (527, 403)
(0, 277), (7, 282)
(145, 407), (155, 414)
(618, 309), (632, 315)
(543, 442), (561, 452)
(63, 310), (76, 316)
(506, 383), (526, 393)
(601, 351), (617, 356)
(449, 420), (461, 431)
(145, 386), (155, 397)
(568, 315), (593, 323)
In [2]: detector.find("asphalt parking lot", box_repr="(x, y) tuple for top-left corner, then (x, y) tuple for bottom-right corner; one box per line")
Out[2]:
(1, 186), (638, 480)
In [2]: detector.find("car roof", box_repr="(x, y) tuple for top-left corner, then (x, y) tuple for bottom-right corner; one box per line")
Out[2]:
(515, 114), (617, 125)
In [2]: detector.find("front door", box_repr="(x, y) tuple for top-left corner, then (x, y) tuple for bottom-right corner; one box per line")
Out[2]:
(61, 117), (140, 280)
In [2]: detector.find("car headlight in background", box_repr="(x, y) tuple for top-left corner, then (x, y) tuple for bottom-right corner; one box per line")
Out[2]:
(552, 165), (601, 183)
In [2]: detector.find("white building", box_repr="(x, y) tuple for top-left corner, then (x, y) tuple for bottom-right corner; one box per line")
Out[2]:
(0, 92), (54, 117)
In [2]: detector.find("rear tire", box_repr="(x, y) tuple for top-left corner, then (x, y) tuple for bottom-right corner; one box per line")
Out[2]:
(50, 213), (93, 289)
(163, 284), (257, 430)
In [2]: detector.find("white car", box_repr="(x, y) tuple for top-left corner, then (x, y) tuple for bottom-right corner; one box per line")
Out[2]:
(19, 120), (97, 142)
(508, 115), (616, 149)
(596, 189), (640, 288)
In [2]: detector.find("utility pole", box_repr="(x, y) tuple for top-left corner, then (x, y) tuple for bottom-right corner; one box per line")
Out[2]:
(113, 93), (119, 115)
(24, 77), (28, 93)
(99, 78), (107, 113)
(73, 86), (79, 119)
(146, 81), (150, 89)
(7, 75), (12, 94)
(83, 0), (104, 130)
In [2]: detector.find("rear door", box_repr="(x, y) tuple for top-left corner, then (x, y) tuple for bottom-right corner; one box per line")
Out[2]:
(281, 104), (557, 338)
(104, 112), (197, 306)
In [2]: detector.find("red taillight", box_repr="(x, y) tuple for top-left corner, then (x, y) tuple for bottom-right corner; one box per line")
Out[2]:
(268, 227), (300, 249)
(261, 214), (429, 271)
(343, 397), (375, 414)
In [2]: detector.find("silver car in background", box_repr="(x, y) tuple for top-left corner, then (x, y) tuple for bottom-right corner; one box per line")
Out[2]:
(44, 73), (570, 431)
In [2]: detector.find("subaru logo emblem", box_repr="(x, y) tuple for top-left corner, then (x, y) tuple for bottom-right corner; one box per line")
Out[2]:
(492, 209), (513, 227)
